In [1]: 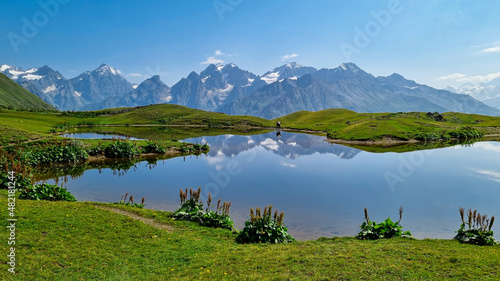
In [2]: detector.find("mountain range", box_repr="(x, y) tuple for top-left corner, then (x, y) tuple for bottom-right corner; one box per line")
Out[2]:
(0, 73), (56, 111)
(1, 62), (500, 118)
(185, 131), (361, 160)
(445, 77), (500, 110)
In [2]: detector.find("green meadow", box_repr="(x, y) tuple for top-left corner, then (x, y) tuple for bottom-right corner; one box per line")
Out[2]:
(1, 105), (500, 280)
(1, 190), (499, 280)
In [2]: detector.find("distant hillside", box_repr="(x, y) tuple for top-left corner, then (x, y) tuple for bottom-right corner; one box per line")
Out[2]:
(0, 73), (56, 111)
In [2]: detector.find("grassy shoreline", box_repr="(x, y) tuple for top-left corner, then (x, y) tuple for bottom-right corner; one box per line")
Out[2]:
(2, 105), (500, 148)
(1, 190), (499, 280)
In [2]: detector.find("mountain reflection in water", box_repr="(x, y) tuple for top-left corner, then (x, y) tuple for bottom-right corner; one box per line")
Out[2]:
(183, 131), (362, 160)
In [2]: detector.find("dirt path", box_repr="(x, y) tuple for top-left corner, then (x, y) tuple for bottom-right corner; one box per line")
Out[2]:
(95, 205), (174, 232)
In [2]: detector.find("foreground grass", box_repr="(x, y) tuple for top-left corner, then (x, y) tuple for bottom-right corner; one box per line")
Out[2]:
(1, 190), (499, 280)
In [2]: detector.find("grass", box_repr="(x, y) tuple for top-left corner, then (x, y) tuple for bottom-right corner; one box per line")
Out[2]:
(1, 189), (499, 280)
(277, 110), (500, 141)
(1, 105), (500, 151)
(0, 73), (57, 111)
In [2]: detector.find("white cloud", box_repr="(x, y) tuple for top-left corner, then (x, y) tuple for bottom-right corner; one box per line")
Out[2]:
(473, 169), (500, 183)
(281, 53), (298, 61)
(474, 142), (500, 154)
(436, 72), (500, 84)
(201, 49), (232, 65)
(260, 138), (279, 150)
(126, 73), (145, 78)
(280, 161), (297, 168)
(436, 73), (467, 81)
(201, 56), (225, 65)
(477, 46), (500, 54)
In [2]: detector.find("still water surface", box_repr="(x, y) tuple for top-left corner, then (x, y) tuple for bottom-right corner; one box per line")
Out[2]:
(51, 131), (500, 240)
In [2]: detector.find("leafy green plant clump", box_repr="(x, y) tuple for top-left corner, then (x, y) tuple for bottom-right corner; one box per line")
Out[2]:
(116, 192), (145, 208)
(201, 193), (233, 230)
(236, 205), (295, 244)
(172, 187), (234, 230)
(448, 127), (484, 139)
(104, 140), (141, 158)
(19, 183), (76, 202)
(357, 207), (411, 240)
(12, 140), (89, 165)
(172, 187), (205, 222)
(141, 140), (166, 154)
(179, 143), (209, 154)
(455, 207), (497, 246)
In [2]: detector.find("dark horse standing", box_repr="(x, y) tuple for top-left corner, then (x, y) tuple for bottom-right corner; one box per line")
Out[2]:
(276, 121), (281, 129)
(276, 121), (281, 137)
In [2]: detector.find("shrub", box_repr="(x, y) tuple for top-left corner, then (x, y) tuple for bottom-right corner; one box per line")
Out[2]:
(172, 188), (234, 230)
(19, 183), (76, 202)
(157, 117), (172, 124)
(172, 187), (204, 222)
(104, 141), (140, 158)
(414, 132), (441, 141)
(448, 127), (484, 139)
(236, 205), (295, 244)
(87, 143), (104, 156)
(454, 207), (497, 246)
(357, 207), (411, 240)
(201, 194), (234, 230)
(142, 141), (166, 154)
(17, 141), (88, 165)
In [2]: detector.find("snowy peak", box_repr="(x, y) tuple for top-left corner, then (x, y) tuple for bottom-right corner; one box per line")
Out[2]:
(284, 62), (304, 69)
(446, 77), (500, 107)
(0, 65), (12, 72)
(262, 62), (317, 84)
(94, 63), (122, 76)
(338, 62), (360, 72)
(131, 75), (170, 96)
(0, 64), (62, 81)
(198, 63), (257, 87)
(312, 62), (373, 83)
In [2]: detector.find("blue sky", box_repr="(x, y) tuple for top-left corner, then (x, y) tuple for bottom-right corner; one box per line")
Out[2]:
(1, 0), (500, 88)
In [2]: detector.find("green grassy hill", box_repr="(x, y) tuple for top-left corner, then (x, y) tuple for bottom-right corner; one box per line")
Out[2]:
(1, 104), (500, 146)
(0, 73), (56, 111)
(276, 109), (500, 141)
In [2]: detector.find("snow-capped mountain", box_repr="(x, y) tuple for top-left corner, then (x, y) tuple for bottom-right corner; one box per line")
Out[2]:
(0, 64), (84, 110)
(445, 78), (500, 110)
(0, 63), (133, 110)
(2, 62), (499, 117)
(220, 63), (500, 118)
(187, 132), (361, 160)
(69, 64), (133, 106)
(82, 75), (171, 110)
(168, 63), (259, 111)
(261, 62), (317, 84)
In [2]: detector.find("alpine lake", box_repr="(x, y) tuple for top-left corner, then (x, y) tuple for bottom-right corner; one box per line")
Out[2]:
(43, 126), (500, 241)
